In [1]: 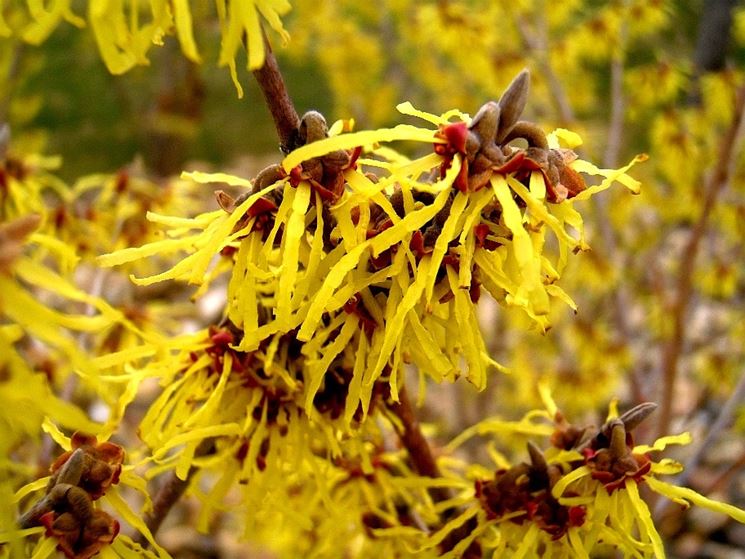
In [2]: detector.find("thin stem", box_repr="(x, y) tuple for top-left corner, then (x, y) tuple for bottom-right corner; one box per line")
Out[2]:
(702, 451), (745, 495)
(595, 24), (647, 405)
(0, 41), (23, 124)
(656, 84), (745, 439)
(251, 29), (300, 153)
(136, 439), (215, 545)
(387, 386), (479, 556)
(604, 52), (626, 169)
(388, 386), (443, 481)
(514, 7), (575, 126)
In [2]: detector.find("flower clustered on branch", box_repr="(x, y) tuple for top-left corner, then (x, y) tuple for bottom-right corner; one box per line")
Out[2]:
(102, 69), (642, 411)
(77, 70), (709, 558)
(364, 396), (745, 558)
(5, 53), (745, 556)
(3, 1), (745, 557)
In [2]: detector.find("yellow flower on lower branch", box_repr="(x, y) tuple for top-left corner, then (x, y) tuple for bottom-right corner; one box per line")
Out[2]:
(382, 399), (745, 558)
(5, 429), (168, 559)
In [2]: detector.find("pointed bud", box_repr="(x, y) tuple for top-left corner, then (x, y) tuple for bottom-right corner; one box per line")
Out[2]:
(496, 69), (530, 143)
(619, 402), (658, 432)
(527, 440), (548, 473)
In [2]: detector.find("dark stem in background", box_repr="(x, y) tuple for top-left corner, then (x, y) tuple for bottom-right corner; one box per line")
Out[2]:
(135, 439), (215, 546)
(694, 0), (735, 72)
(598, 22), (646, 405)
(144, 43), (205, 177)
(656, 84), (745, 440)
(388, 387), (444, 481)
(689, 0), (736, 104)
(387, 387), (480, 557)
(252, 30), (301, 154)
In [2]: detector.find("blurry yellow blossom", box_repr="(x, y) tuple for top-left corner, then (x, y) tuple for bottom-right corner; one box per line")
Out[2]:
(3, 0), (291, 89)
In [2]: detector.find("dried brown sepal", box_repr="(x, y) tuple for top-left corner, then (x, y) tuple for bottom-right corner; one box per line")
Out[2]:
(475, 451), (586, 540)
(20, 430), (125, 558)
(582, 407), (656, 493)
(527, 440), (548, 473)
(49, 433), (124, 500)
(550, 410), (590, 450)
(214, 190), (236, 212)
(431, 69), (588, 205)
(41, 508), (119, 559)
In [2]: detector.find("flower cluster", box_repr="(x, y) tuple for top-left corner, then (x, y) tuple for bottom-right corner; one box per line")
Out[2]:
(18, 433), (123, 559)
(101, 71), (642, 425)
(87, 71), (653, 554)
(367, 396), (745, 558)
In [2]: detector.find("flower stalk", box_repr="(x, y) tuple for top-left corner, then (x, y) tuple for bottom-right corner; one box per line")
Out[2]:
(656, 83), (745, 439)
(251, 29), (301, 153)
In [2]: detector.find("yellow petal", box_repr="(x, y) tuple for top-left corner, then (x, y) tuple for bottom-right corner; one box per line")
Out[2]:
(646, 477), (745, 523)
(625, 479), (665, 558)
(282, 125), (443, 172)
(552, 465), (592, 499)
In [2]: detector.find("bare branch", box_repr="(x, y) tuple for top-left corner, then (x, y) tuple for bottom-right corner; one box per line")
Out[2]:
(251, 29), (301, 153)
(656, 84), (745, 439)
(136, 439), (215, 546)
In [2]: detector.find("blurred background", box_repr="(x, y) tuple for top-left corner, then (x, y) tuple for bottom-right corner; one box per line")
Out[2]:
(2, 1), (745, 557)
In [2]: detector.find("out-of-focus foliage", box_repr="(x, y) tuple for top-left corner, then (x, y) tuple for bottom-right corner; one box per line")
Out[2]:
(0, 147), (222, 557)
(0, 0), (290, 81)
(2, 0), (745, 558)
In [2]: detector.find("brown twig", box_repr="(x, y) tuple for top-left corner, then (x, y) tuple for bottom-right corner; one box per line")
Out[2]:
(656, 83), (745, 439)
(136, 439), (215, 546)
(513, 12), (575, 127)
(387, 386), (443, 481)
(387, 387), (480, 557)
(703, 450), (745, 495)
(251, 29), (301, 153)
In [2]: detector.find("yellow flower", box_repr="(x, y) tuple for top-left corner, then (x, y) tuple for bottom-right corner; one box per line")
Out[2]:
(4, 1), (290, 93)
(2, 427), (169, 559)
(383, 396), (745, 558)
(100, 78), (642, 416)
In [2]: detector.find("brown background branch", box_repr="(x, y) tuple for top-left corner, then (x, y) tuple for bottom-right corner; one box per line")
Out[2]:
(656, 83), (745, 439)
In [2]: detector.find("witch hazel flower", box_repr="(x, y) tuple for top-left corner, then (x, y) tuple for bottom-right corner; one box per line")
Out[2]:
(7, 429), (169, 559)
(99, 70), (643, 419)
(381, 394), (745, 558)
